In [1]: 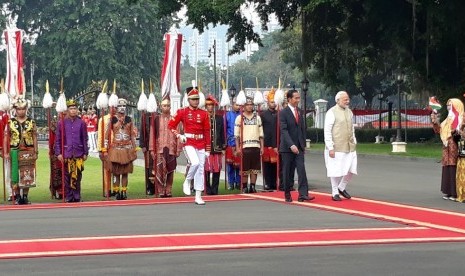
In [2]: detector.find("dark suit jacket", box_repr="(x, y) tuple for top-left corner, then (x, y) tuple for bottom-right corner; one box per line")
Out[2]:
(279, 106), (306, 152)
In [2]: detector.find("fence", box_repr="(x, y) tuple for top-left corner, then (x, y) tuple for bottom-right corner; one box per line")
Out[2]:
(352, 108), (431, 129)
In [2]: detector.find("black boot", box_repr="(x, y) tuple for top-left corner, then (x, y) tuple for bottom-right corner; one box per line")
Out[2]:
(22, 194), (29, 204)
(242, 184), (249, 194)
(249, 184), (257, 193)
(115, 192), (122, 200)
(121, 191), (127, 200)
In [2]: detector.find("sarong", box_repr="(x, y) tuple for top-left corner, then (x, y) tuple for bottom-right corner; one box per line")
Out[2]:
(262, 147), (278, 163)
(67, 158), (84, 190)
(155, 147), (177, 186)
(11, 148), (37, 188)
(241, 147), (261, 175)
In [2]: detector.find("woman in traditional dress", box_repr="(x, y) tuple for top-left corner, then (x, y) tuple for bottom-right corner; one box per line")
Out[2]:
(432, 98), (463, 201)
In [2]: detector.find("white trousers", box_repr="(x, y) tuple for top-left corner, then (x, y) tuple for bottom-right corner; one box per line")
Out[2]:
(330, 172), (353, 196)
(88, 131), (97, 151)
(184, 146), (206, 191)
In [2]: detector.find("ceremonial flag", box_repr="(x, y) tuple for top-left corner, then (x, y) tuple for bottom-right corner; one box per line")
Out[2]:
(428, 96), (441, 112)
(3, 28), (25, 97)
(161, 33), (182, 100)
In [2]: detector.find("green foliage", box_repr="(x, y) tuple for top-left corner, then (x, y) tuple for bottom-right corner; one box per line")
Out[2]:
(5, 0), (171, 99)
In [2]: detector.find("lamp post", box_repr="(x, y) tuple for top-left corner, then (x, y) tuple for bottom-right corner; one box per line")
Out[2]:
(395, 72), (405, 142)
(378, 92), (383, 141)
(208, 39), (217, 98)
(229, 84), (236, 106)
(301, 78), (309, 124)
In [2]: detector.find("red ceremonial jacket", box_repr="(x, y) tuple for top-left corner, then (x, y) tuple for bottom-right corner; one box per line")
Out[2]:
(168, 106), (211, 151)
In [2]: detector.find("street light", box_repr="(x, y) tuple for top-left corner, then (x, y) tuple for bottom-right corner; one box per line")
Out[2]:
(377, 92), (384, 141)
(229, 84), (236, 106)
(395, 71), (406, 142)
(208, 39), (217, 98)
(301, 78), (309, 123)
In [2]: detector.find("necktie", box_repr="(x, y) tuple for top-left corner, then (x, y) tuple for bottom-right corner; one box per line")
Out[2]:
(294, 108), (299, 123)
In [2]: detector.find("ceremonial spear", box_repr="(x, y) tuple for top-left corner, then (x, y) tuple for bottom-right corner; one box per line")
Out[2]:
(235, 79), (247, 193)
(42, 80), (54, 198)
(219, 79), (230, 190)
(0, 79), (11, 201)
(146, 80), (158, 197)
(137, 79), (148, 195)
(253, 78), (265, 191)
(96, 80), (109, 198)
(106, 80), (119, 198)
(55, 78), (67, 203)
(274, 78), (285, 191)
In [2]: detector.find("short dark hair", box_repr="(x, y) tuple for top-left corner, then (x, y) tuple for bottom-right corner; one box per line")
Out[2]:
(286, 89), (299, 100)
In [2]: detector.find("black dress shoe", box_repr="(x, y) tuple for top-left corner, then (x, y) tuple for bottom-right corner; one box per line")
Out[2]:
(298, 195), (315, 202)
(285, 197), (293, 202)
(338, 189), (351, 199)
(332, 194), (342, 201)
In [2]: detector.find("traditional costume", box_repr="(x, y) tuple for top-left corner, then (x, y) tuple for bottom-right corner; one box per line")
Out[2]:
(225, 100), (241, 189)
(324, 91), (357, 201)
(49, 116), (63, 199)
(140, 112), (155, 195)
(260, 89), (279, 190)
(204, 95), (225, 195)
(234, 97), (264, 193)
(168, 87), (211, 205)
(97, 112), (112, 197)
(105, 99), (137, 200)
(5, 98), (38, 204)
(54, 100), (88, 202)
(149, 99), (182, 197)
(432, 98), (463, 201)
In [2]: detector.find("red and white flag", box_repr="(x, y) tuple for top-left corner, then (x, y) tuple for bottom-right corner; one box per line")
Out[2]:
(3, 28), (25, 97)
(160, 33), (182, 100)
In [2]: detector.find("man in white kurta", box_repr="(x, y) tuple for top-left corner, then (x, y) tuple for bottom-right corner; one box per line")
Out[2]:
(324, 91), (357, 201)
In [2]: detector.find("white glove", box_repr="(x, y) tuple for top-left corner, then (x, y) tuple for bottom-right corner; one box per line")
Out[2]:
(177, 134), (187, 144)
(205, 151), (210, 158)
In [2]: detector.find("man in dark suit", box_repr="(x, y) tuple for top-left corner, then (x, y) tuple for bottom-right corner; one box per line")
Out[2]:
(279, 89), (315, 202)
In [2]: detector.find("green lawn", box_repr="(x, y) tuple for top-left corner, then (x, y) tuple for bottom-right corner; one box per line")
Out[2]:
(0, 149), (236, 204)
(310, 142), (443, 159)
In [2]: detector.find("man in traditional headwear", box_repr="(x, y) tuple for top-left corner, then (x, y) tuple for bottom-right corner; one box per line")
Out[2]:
(4, 98), (38, 204)
(168, 87), (211, 205)
(260, 88), (279, 190)
(324, 91), (357, 201)
(149, 98), (182, 197)
(139, 109), (155, 195)
(49, 113), (63, 199)
(235, 97), (264, 193)
(204, 95), (225, 195)
(225, 98), (241, 190)
(55, 100), (88, 203)
(97, 107), (113, 197)
(104, 98), (137, 200)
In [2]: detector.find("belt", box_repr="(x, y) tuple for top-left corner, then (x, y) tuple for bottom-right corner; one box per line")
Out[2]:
(185, 133), (204, 140)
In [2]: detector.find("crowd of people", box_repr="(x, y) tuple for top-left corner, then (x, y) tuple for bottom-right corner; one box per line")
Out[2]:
(0, 88), (360, 205)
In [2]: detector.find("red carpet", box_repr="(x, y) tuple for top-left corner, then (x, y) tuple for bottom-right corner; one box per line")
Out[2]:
(0, 194), (252, 212)
(1, 226), (463, 259)
(247, 192), (465, 233)
(2, 191), (465, 259)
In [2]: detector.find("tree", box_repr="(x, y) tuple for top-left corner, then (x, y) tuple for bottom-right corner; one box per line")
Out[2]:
(5, 0), (171, 99)
(138, 0), (465, 104)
